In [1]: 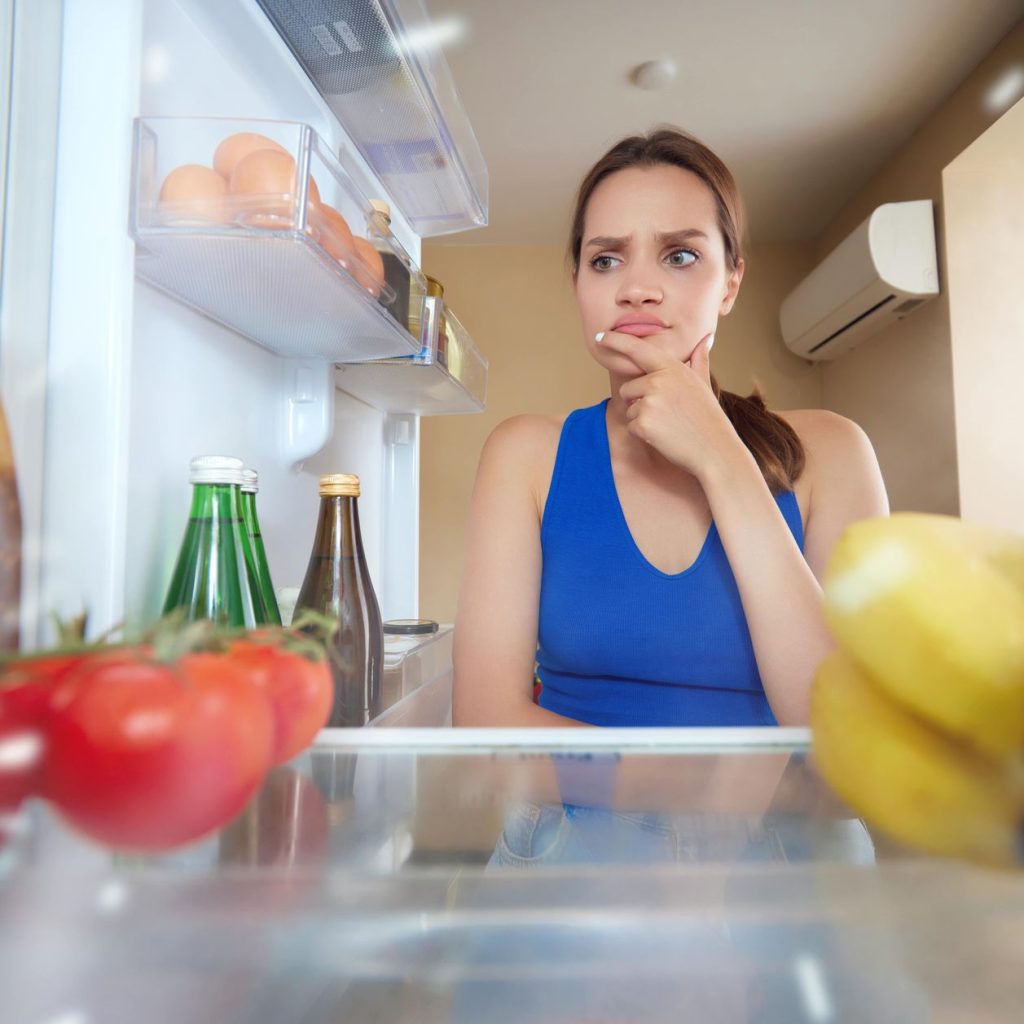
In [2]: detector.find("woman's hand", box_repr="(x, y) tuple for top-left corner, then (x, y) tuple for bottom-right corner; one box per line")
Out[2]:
(600, 330), (741, 480)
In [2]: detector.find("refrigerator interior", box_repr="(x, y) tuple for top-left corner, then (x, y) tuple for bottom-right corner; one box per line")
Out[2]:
(32, 0), (426, 643)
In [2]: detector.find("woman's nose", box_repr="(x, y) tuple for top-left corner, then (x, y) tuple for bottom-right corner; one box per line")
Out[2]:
(616, 263), (663, 305)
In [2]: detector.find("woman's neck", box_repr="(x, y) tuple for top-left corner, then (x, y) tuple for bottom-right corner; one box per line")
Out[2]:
(604, 389), (701, 487)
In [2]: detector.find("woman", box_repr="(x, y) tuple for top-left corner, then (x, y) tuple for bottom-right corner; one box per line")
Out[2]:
(453, 127), (889, 728)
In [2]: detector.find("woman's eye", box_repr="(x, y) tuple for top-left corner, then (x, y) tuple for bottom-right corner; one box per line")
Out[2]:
(590, 255), (621, 271)
(666, 248), (698, 267)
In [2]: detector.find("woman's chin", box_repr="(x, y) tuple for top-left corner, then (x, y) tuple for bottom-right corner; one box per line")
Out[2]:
(603, 354), (645, 378)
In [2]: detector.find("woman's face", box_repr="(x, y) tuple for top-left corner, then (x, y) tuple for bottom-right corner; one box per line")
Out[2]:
(574, 164), (743, 376)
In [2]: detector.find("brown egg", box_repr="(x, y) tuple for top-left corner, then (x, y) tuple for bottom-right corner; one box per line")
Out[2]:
(314, 203), (356, 262)
(213, 132), (288, 180)
(229, 149), (321, 228)
(351, 237), (386, 298)
(158, 164), (229, 224)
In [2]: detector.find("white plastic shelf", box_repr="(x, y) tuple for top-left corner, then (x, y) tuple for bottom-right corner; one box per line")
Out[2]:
(336, 296), (487, 415)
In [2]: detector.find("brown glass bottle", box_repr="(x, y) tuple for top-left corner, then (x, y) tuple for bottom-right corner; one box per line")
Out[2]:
(295, 474), (383, 727)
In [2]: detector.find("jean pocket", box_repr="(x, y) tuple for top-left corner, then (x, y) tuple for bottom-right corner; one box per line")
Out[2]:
(490, 802), (570, 868)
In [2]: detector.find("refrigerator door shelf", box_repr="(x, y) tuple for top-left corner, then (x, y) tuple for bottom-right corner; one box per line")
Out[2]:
(130, 116), (423, 363)
(336, 296), (488, 415)
(255, 0), (488, 237)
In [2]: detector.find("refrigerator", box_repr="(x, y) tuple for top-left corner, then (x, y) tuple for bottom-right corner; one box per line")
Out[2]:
(0, 0), (489, 650)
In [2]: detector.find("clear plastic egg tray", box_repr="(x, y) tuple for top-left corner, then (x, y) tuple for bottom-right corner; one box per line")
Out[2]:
(130, 116), (423, 362)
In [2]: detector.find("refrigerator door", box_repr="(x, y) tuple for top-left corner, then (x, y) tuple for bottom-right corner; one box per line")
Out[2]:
(0, 1), (63, 647)
(31, 0), (431, 642)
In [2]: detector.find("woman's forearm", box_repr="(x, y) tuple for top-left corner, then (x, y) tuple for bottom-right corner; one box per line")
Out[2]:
(700, 441), (834, 725)
(452, 680), (592, 728)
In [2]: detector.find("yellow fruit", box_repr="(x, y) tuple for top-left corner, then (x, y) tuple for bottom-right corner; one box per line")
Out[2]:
(824, 513), (1024, 758)
(811, 650), (1024, 867)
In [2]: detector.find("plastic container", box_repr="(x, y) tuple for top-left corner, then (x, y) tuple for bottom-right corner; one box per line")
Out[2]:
(336, 294), (488, 414)
(370, 668), (452, 727)
(130, 116), (424, 362)
(374, 622), (453, 720)
(254, 0), (488, 237)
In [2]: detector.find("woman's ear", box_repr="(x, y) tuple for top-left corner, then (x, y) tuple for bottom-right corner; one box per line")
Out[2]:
(720, 257), (745, 316)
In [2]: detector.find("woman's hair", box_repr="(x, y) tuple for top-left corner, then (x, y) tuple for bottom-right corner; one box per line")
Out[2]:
(567, 126), (805, 494)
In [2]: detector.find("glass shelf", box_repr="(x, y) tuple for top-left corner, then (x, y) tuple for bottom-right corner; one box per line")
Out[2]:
(254, 0), (488, 237)
(130, 116), (423, 362)
(336, 296), (487, 414)
(4, 735), (1020, 1022)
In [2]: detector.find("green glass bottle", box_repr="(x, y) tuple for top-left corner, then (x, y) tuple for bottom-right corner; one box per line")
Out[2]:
(295, 474), (383, 727)
(162, 455), (257, 627)
(240, 468), (281, 626)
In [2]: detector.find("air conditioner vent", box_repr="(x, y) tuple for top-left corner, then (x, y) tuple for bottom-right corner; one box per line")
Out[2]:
(779, 200), (939, 361)
(893, 297), (926, 316)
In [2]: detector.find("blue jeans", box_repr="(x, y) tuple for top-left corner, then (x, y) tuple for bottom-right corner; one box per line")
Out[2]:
(489, 801), (877, 868)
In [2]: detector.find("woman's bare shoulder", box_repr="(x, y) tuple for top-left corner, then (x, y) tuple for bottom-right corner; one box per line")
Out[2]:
(774, 407), (872, 453)
(480, 414), (569, 514)
(480, 414), (565, 474)
(774, 407), (882, 518)
(484, 412), (566, 452)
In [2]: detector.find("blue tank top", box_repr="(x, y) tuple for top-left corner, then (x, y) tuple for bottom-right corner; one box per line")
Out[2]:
(536, 400), (805, 727)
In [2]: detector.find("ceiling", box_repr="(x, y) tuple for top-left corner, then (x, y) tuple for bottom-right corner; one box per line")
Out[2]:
(422, 0), (1023, 246)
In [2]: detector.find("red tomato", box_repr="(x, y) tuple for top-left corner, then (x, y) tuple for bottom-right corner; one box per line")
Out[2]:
(0, 681), (49, 810)
(226, 640), (333, 765)
(42, 652), (274, 851)
(0, 651), (90, 686)
(0, 653), (90, 810)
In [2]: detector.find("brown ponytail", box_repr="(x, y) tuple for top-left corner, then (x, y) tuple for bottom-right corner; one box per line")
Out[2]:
(568, 126), (805, 494)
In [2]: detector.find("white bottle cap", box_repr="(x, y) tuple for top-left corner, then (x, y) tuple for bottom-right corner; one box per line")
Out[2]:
(240, 468), (258, 494)
(189, 455), (245, 486)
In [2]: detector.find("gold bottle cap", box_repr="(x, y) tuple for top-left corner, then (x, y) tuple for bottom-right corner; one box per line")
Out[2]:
(368, 199), (391, 224)
(319, 473), (360, 497)
(425, 275), (444, 298)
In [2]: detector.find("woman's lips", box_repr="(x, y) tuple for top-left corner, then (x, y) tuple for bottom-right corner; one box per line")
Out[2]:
(614, 323), (667, 338)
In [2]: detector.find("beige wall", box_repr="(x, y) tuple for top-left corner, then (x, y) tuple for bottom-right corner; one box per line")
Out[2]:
(814, 21), (1024, 515)
(420, 20), (1024, 620)
(943, 96), (1024, 531)
(419, 241), (819, 622)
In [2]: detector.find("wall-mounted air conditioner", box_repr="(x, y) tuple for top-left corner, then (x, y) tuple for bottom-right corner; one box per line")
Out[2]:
(780, 200), (939, 361)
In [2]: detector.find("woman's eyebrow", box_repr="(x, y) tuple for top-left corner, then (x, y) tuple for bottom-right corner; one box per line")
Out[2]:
(583, 234), (630, 250)
(658, 228), (708, 245)
(583, 228), (709, 250)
